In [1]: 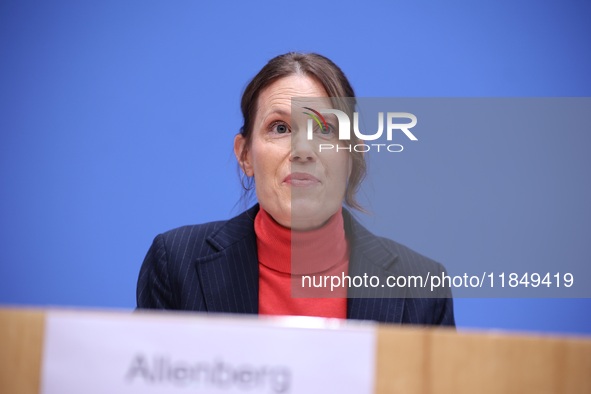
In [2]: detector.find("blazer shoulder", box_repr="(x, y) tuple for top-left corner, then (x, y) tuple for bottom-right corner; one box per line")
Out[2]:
(156, 205), (259, 259)
(137, 207), (259, 310)
(344, 209), (447, 275)
(376, 235), (448, 275)
(159, 221), (226, 244)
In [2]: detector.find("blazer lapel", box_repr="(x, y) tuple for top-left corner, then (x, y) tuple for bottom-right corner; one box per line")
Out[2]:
(195, 205), (260, 314)
(344, 210), (406, 323)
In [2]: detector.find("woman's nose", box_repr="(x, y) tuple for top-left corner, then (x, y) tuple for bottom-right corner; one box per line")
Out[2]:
(290, 130), (316, 162)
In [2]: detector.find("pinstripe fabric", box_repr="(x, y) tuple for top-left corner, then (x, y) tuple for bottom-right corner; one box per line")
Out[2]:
(137, 205), (455, 326)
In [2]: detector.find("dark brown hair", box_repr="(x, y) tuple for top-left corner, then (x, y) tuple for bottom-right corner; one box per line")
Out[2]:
(238, 52), (366, 211)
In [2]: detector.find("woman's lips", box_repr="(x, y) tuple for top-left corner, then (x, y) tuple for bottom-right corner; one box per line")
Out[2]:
(284, 172), (320, 186)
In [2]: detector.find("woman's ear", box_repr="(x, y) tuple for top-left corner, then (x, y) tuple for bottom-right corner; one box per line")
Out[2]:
(234, 134), (254, 176)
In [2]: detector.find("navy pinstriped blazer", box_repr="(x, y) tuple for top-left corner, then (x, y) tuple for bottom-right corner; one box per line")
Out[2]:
(136, 205), (455, 326)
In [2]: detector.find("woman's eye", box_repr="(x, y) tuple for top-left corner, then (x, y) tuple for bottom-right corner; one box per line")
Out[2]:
(319, 123), (336, 135)
(272, 122), (289, 134)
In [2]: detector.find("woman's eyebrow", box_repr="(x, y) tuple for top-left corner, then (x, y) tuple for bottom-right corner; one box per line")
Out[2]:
(261, 108), (291, 120)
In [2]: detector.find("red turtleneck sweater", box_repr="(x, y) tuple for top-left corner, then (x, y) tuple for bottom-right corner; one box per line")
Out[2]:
(254, 208), (349, 318)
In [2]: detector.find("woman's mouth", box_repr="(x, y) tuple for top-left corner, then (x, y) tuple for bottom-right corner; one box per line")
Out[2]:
(283, 172), (321, 186)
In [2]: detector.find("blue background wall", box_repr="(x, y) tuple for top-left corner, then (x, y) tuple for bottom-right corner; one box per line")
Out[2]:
(1, 0), (589, 335)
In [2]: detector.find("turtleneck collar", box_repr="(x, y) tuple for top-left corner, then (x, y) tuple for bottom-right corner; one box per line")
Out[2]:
(254, 207), (349, 275)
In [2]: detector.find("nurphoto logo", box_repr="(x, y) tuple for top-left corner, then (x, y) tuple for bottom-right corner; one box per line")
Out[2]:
(303, 107), (418, 153)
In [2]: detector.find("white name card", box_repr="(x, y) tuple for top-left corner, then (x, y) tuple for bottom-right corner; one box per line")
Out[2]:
(40, 310), (376, 394)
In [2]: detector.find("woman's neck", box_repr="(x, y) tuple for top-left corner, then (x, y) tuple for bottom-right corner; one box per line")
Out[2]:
(254, 207), (348, 275)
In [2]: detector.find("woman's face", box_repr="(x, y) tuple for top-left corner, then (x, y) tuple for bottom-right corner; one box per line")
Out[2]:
(234, 75), (352, 230)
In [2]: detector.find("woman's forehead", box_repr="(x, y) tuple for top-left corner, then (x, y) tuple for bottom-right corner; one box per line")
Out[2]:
(256, 76), (332, 120)
(260, 76), (328, 103)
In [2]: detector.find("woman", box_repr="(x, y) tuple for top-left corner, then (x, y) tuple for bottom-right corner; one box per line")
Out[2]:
(136, 52), (454, 326)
